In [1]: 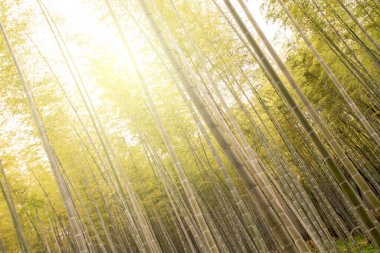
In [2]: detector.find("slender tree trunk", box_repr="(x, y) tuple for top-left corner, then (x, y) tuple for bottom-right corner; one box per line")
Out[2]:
(0, 161), (29, 253)
(278, 0), (380, 147)
(224, 1), (380, 248)
(0, 236), (5, 253)
(337, 0), (380, 54)
(0, 20), (89, 253)
(138, 1), (312, 252)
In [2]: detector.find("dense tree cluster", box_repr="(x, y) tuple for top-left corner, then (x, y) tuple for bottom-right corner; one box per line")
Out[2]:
(0, 0), (379, 252)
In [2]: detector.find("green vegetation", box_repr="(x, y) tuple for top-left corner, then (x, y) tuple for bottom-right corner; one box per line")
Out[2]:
(0, 0), (379, 252)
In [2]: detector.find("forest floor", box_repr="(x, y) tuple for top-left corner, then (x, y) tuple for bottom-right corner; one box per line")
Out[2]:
(309, 237), (376, 252)
(337, 237), (376, 252)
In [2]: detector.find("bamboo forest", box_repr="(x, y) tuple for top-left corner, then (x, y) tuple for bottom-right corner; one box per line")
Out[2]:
(1, 0), (380, 252)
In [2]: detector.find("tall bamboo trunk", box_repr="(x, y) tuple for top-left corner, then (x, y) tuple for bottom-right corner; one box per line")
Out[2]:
(277, 0), (380, 147)
(0, 21), (89, 253)
(0, 161), (29, 253)
(137, 1), (312, 252)
(336, 0), (380, 55)
(103, 0), (218, 251)
(223, 1), (380, 248)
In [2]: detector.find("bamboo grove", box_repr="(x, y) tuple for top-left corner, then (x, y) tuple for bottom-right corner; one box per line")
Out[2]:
(0, 0), (379, 252)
